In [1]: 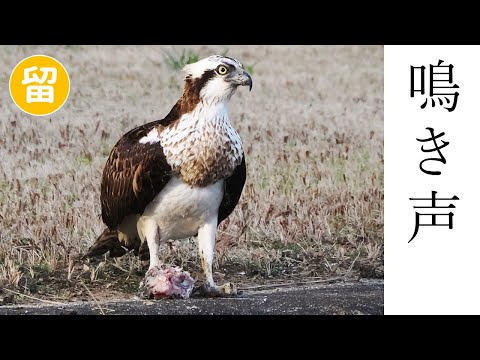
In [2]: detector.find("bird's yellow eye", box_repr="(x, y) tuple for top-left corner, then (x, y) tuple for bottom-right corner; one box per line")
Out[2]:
(217, 65), (228, 75)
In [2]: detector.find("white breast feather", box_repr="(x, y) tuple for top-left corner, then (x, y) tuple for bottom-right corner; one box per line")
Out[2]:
(142, 177), (224, 240)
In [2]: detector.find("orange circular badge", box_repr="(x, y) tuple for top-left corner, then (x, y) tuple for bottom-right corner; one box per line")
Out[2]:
(9, 55), (70, 116)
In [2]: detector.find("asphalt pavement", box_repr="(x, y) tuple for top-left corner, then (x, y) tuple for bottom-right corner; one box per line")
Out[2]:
(0, 279), (383, 315)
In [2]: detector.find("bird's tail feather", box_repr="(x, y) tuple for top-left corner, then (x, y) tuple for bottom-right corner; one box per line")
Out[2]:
(84, 228), (127, 259)
(84, 228), (150, 260)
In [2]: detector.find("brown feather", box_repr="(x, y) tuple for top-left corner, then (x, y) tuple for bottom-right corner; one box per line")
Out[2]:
(218, 155), (246, 225)
(132, 163), (143, 195)
(100, 121), (173, 230)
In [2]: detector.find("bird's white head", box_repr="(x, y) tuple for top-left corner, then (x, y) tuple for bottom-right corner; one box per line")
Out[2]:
(182, 55), (253, 104)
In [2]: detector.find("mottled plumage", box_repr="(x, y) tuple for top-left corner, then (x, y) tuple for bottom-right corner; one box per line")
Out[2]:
(100, 121), (171, 231)
(86, 55), (252, 297)
(99, 119), (246, 233)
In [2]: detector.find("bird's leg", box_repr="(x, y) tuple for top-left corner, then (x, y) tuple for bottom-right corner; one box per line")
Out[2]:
(141, 218), (162, 270)
(138, 217), (163, 297)
(195, 218), (237, 297)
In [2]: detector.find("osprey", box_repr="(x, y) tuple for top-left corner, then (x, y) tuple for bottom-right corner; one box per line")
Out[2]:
(86, 55), (252, 298)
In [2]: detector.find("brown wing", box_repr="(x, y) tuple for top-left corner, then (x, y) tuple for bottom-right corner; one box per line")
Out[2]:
(218, 154), (246, 225)
(101, 120), (173, 230)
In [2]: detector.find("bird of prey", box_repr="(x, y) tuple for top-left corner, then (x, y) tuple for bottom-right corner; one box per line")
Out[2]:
(86, 55), (252, 298)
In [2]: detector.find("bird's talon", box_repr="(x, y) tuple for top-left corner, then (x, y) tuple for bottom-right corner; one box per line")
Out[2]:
(193, 282), (238, 297)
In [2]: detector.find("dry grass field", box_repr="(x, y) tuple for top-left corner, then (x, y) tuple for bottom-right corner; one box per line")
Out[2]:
(0, 45), (383, 303)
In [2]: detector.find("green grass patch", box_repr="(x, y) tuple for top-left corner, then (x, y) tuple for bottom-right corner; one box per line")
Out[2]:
(163, 49), (200, 71)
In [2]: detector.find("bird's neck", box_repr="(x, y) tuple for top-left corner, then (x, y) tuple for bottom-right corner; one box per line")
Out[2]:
(160, 101), (243, 187)
(193, 101), (229, 126)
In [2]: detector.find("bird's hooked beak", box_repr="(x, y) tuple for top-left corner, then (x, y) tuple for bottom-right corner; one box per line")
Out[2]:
(243, 70), (253, 92)
(231, 69), (253, 91)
